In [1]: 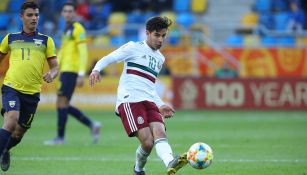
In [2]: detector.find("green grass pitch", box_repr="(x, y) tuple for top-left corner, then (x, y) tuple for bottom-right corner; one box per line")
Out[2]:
(1, 110), (307, 175)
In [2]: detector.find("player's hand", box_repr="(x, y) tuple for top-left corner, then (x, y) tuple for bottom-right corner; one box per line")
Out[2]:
(89, 70), (101, 87)
(159, 105), (175, 118)
(43, 72), (54, 83)
(77, 76), (85, 87)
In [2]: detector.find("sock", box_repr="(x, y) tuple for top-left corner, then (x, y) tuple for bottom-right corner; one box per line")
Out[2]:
(155, 138), (174, 167)
(6, 137), (21, 151)
(135, 145), (150, 172)
(68, 106), (92, 128)
(57, 107), (68, 138)
(0, 129), (11, 155)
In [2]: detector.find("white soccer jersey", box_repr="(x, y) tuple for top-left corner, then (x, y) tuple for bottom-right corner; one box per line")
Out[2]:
(93, 41), (165, 111)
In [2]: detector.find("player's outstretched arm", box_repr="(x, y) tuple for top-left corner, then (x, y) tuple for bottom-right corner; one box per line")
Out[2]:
(43, 58), (59, 83)
(89, 70), (101, 87)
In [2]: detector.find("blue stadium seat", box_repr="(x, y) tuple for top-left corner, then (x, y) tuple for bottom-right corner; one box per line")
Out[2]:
(226, 35), (243, 47)
(176, 12), (195, 29)
(273, 0), (289, 11)
(274, 12), (290, 31)
(8, 0), (24, 12)
(277, 36), (296, 47)
(127, 11), (144, 24)
(255, 0), (272, 13)
(110, 36), (125, 46)
(0, 13), (10, 30)
(259, 13), (274, 29)
(261, 36), (277, 47)
(173, 0), (190, 12)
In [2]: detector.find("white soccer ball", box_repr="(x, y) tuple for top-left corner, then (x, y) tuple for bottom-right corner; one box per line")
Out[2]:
(187, 142), (213, 169)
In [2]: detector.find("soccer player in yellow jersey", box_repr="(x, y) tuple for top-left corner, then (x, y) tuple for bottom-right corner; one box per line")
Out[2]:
(0, 2), (58, 172)
(44, 2), (101, 145)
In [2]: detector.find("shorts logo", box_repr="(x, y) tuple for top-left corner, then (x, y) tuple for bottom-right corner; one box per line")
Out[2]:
(9, 101), (16, 108)
(137, 116), (144, 124)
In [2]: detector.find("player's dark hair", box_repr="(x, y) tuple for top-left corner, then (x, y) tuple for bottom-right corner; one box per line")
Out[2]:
(62, 2), (76, 10)
(20, 1), (39, 14)
(146, 16), (172, 32)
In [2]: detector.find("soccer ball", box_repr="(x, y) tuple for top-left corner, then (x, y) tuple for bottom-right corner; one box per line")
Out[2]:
(187, 142), (213, 169)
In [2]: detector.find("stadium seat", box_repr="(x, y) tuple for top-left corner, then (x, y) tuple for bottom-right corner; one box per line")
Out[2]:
(226, 35), (244, 47)
(110, 36), (125, 46)
(273, 12), (290, 31)
(126, 11), (144, 24)
(160, 11), (176, 26)
(244, 35), (260, 47)
(191, 0), (207, 13)
(173, 0), (190, 12)
(0, 13), (10, 30)
(273, 0), (289, 11)
(255, 0), (272, 13)
(108, 12), (127, 36)
(259, 13), (274, 29)
(7, 0), (24, 12)
(261, 36), (277, 47)
(277, 36), (296, 47)
(0, 0), (9, 12)
(176, 12), (195, 29)
(241, 12), (259, 28)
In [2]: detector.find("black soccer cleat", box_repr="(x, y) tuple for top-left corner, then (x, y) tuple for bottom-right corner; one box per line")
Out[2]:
(133, 166), (146, 175)
(167, 153), (188, 175)
(0, 150), (10, 172)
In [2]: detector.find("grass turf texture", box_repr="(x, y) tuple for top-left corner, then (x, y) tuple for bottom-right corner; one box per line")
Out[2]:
(1, 110), (307, 175)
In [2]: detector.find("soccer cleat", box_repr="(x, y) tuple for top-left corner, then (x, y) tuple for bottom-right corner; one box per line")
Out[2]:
(43, 137), (65, 145)
(91, 121), (101, 144)
(0, 150), (10, 172)
(133, 166), (146, 175)
(167, 153), (188, 175)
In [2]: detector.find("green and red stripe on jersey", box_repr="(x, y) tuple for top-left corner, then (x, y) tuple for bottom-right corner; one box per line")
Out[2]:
(126, 62), (157, 83)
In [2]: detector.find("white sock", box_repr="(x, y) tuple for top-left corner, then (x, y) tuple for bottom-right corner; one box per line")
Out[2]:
(155, 138), (174, 167)
(135, 145), (150, 172)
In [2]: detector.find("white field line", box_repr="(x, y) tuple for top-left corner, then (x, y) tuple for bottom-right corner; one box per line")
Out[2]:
(14, 157), (307, 163)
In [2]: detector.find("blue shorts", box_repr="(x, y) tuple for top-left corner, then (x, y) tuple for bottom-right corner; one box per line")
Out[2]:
(1, 85), (40, 129)
(58, 72), (78, 100)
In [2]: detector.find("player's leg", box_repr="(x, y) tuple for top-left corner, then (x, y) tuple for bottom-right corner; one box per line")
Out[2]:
(146, 102), (187, 174)
(68, 105), (101, 144)
(117, 102), (152, 175)
(44, 73), (76, 145)
(0, 85), (21, 157)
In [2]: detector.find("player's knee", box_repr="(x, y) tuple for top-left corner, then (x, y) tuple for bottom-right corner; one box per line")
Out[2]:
(2, 112), (19, 132)
(57, 96), (69, 108)
(12, 129), (26, 140)
(142, 139), (154, 151)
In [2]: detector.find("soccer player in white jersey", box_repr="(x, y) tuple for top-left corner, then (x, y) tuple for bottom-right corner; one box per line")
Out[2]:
(89, 16), (187, 175)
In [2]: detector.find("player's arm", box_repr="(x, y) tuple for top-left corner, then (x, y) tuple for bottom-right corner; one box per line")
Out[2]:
(76, 42), (87, 87)
(0, 34), (10, 65)
(43, 37), (59, 83)
(43, 58), (59, 83)
(89, 42), (134, 87)
(153, 85), (175, 118)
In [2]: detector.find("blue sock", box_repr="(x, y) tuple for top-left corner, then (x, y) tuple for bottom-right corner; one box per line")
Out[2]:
(0, 129), (11, 155)
(68, 106), (92, 128)
(57, 108), (68, 138)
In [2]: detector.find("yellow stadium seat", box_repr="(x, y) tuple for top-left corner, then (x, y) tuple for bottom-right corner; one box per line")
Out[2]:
(108, 12), (127, 36)
(191, 0), (207, 13)
(241, 12), (259, 28)
(160, 11), (176, 24)
(243, 35), (260, 47)
(0, 0), (9, 12)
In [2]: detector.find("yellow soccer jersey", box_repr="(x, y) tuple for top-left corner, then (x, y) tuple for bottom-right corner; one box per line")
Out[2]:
(0, 31), (57, 94)
(58, 22), (87, 74)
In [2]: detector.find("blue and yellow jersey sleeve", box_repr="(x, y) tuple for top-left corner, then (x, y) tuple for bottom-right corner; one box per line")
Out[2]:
(2, 32), (57, 94)
(58, 22), (88, 74)
(0, 34), (10, 54)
